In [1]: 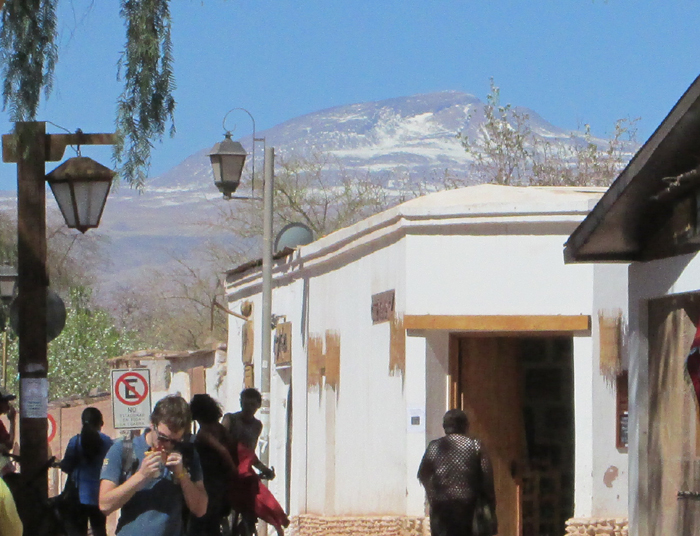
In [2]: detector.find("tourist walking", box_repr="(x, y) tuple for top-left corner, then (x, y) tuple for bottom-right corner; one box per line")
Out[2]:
(100, 395), (208, 536)
(418, 409), (497, 536)
(59, 407), (113, 536)
(222, 388), (274, 480)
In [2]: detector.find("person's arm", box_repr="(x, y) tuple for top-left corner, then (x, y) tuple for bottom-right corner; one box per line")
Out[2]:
(99, 450), (161, 515)
(166, 451), (207, 518)
(250, 419), (274, 477)
(59, 436), (79, 473)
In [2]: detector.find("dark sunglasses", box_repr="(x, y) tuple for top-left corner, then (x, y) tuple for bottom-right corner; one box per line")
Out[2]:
(156, 433), (183, 447)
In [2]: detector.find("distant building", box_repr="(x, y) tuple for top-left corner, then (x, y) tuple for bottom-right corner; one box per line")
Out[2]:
(566, 75), (700, 536)
(224, 184), (629, 536)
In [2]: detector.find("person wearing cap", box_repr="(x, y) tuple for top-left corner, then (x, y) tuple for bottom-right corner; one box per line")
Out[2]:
(0, 389), (16, 477)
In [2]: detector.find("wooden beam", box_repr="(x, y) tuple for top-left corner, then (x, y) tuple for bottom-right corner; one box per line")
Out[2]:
(404, 314), (591, 332)
(3, 131), (117, 163)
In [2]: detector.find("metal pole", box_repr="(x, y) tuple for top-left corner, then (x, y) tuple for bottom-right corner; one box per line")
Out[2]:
(259, 146), (274, 536)
(16, 121), (49, 533)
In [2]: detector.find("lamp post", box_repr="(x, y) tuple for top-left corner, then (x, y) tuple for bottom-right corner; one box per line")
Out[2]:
(2, 122), (115, 534)
(209, 114), (274, 535)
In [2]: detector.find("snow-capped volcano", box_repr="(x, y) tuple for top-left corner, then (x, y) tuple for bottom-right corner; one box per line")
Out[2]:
(147, 90), (576, 192)
(0, 90), (634, 295)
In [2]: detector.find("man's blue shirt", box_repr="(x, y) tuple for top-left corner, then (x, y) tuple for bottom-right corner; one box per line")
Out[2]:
(101, 432), (203, 536)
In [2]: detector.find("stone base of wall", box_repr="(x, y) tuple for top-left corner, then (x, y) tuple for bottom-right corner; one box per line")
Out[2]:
(287, 514), (628, 536)
(289, 515), (428, 536)
(565, 517), (629, 536)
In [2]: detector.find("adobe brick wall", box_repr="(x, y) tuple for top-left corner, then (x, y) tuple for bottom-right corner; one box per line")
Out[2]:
(288, 515), (428, 536)
(565, 517), (629, 535)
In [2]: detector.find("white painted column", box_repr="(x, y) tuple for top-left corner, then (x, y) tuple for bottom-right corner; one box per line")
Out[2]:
(405, 334), (427, 516)
(573, 335), (594, 518)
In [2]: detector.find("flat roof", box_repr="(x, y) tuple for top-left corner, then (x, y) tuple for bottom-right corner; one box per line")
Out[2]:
(227, 184), (606, 280)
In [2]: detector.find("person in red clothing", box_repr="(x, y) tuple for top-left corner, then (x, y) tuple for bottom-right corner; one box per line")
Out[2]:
(0, 389), (16, 477)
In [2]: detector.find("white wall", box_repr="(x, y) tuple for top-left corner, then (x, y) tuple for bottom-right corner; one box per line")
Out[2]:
(590, 263), (630, 517)
(302, 239), (408, 516)
(224, 201), (630, 521)
(406, 233), (594, 315)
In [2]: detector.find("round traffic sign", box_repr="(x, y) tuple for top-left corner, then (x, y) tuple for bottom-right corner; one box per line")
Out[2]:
(47, 414), (57, 443)
(115, 372), (149, 406)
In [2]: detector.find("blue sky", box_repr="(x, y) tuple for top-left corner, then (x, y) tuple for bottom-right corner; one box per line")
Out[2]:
(0, 0), (699, 191)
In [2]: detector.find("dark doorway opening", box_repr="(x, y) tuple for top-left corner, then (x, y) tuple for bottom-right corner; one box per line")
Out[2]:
(455, 336), (575, 536)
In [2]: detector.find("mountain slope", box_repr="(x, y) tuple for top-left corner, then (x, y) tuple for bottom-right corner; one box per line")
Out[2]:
(0, 90), (630, 296)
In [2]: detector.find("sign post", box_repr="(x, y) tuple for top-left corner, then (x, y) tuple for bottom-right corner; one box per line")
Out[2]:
(111, 369), (152, 430)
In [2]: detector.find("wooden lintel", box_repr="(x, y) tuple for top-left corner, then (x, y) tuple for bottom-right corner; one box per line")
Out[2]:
(3, 132), (117, 163)
(404, 314), (591, 332)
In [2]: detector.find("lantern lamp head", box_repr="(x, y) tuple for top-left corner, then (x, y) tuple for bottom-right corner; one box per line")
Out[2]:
(208, 133), (248, 199)
(45, 156), (114, 233)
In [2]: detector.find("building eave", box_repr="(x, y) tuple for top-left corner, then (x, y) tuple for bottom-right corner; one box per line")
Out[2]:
(565, 74), (700, 263)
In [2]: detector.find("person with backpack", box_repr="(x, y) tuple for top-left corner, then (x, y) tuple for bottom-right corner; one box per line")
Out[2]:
(59, 407), (113, 536)
(99, 395), (207, 536)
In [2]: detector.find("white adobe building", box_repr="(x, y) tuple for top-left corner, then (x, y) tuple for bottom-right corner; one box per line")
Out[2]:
(223, 184), (630, 536)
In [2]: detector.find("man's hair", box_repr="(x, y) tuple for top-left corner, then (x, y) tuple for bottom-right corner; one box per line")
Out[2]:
(240, 388), (262, 403)
(151, 395), (192, 432)
(443, 409), (469, 434)
(190, 394), (223, 424)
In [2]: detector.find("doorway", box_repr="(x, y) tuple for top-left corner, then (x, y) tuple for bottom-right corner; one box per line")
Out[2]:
(454, 336), (575, 536)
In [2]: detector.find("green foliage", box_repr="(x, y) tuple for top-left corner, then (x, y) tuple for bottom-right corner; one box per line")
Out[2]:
(115, 0), (176, 188)
(0, 0), (58, 121)
(459, 78), (638, 187)
(3, 287), (137, 400)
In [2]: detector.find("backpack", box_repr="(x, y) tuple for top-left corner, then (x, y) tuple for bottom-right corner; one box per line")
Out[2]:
(120, 439), (138, 483)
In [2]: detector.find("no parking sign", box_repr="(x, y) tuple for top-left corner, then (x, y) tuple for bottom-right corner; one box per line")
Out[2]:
(111, 369), (152, 430)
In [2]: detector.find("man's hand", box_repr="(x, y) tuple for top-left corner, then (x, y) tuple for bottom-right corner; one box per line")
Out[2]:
(138, 452), (162, 481)
(6, 406), (16, 421)
(165, 451), (186, 480)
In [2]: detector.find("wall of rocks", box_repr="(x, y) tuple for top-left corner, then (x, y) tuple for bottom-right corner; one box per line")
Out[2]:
(288, 515), (428, 536)
(565, 517), (629, 536)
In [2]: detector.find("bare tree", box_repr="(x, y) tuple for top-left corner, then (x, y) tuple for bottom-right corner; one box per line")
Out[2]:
(458, 78), (638, 187)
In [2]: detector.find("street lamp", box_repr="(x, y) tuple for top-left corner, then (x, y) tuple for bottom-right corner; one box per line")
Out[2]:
(46, 156), (114, 233)
(209, 112), (274, 535)
(209, 134), (248, 199)
(208, 107), (266, 199)
(2, 122), (116, 535)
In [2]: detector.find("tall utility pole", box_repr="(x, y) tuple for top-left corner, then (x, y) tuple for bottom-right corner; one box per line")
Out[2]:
(15, 122), (49, 500)
(258, 146), (274, 536)
(3, 122), (115, 536)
